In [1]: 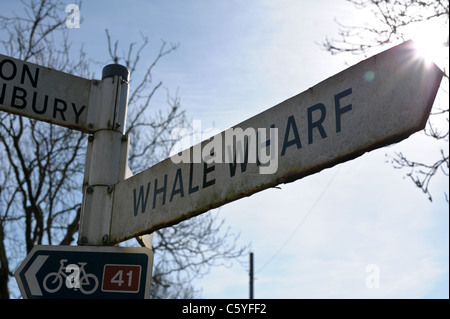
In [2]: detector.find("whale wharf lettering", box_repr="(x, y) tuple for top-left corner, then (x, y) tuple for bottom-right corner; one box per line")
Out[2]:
(130, 87), (353, 217)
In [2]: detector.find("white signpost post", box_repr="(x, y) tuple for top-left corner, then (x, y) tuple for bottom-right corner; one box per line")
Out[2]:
(108, 40), (443, 244)
(5, 39), (443, 298)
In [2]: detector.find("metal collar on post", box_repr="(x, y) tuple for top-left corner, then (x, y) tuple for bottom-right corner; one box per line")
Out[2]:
(102, 64), (129, 82)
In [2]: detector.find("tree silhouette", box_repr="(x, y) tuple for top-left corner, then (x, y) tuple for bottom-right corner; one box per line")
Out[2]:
(0, 0), (247, 299)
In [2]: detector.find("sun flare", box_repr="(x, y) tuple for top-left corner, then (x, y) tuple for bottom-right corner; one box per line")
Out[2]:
(406, 22), (449, 69)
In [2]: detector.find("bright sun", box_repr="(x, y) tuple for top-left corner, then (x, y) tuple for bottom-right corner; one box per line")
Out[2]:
(405, 21), (449, 69)
(414, 33), (444, 62)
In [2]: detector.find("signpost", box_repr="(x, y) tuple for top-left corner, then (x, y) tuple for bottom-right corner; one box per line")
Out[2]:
(0, 54), (101, 132)
(4, 39), (443, 298)
(108, 40), (443, 244)
(14, 245), (153, 299)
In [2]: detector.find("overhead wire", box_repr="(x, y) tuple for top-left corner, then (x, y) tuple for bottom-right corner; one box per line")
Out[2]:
(255, 166), (341, 274)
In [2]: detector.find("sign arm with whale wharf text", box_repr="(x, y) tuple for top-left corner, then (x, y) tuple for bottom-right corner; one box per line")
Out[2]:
(0, 54), (102, 133)
(109, 40), (443, 245)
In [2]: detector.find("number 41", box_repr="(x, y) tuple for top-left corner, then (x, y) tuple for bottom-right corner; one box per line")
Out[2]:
(102, 264), (141, 292)
(111, 270), (133, 287)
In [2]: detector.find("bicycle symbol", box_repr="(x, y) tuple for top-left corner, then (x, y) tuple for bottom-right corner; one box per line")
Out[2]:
(43, 259), (99, 295)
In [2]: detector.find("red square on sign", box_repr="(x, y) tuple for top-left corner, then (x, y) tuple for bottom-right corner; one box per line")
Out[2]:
(102, 264), (141, 293)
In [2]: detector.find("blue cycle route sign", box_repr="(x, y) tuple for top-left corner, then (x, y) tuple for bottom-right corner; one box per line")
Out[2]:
(14, 245), (153, 299)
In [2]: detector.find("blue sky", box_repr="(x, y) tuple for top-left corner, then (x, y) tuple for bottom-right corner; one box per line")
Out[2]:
(3, 0), (449, 298)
